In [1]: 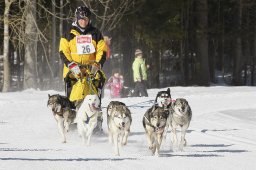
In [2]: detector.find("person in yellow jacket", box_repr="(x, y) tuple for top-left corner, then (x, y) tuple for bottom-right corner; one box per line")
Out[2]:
(59, 6), (107, 134)
(59, 6), (107, 98)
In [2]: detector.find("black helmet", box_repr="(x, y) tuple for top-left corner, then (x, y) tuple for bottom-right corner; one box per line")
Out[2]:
(75, 6), (91, 19)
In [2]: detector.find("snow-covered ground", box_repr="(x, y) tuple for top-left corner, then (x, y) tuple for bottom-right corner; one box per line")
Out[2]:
(0, 86), (256, 170)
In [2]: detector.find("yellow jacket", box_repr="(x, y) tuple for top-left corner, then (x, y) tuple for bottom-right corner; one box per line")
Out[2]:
(59, 22), (107, 78)
(132, 57), (147, 82)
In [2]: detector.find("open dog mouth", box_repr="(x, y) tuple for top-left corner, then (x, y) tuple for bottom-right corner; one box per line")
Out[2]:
(89, 103), (100, 112)
(161, 101), (169, 106)
(155, 126), (165, 133)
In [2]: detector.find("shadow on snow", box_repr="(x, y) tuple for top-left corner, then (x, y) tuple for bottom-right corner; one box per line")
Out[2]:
(0, 157), (137, 161)
(0, 148), (62, 152)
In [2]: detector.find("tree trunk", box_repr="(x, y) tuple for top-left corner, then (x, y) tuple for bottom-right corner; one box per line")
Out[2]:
(233, 0), (243, 85)
(195, 0), (210, 85)
(100, 1), (109, 32)
(150, 50), (160, 88)
(2, 0), (13, 92)
(59, 0), (64, 79)
(208, 39), (215, 83)
(52, 0), (56, 79)
(23, 0), (38, 89)
(252, 25), (256, 86)
(183, 0), (190, 85)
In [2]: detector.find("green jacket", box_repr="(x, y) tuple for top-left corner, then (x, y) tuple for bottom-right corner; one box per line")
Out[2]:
(132, 57), (147, 82)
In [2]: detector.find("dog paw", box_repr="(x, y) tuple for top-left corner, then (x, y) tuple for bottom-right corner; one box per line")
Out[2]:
(121, 141), (127, 146)
(62, 140), (66, 143)
(154, 153), (159, 157)
(178, 145), (184, 151)
(149, 146), (153, 150)
(114, 153), (120, 156)
(183, 139), (187, 146)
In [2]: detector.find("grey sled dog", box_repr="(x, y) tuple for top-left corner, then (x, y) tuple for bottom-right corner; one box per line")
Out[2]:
(47, 94), (76, 143)
(169, 98), (192, 151)
(143, 106), (169, 156)
(107, 101), (132, 156)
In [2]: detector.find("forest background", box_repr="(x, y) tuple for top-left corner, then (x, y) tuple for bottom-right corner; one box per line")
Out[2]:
(0, 0), (256, 92)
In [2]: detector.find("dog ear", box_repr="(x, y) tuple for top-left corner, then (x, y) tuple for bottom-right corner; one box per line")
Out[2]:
(56, 94), (65, 107)
(122, 105), (127, 111)
(185, 99), (188, 104)
(48, 94), (51, 98)
(154, 93), (160, 103)
(107, 104), (113, 116)
(167, 88), (171, 96)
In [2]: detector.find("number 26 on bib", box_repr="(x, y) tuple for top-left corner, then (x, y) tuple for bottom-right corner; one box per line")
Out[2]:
(76, 35), (95, 55)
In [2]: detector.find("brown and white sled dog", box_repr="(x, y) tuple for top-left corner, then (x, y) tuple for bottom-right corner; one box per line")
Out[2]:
(47, 94), (76, 143)
(76, 94), (101, 145)
(155, 88), (172, 109)
(169, 98), (192, 151)
(142, 106), (169, 156)
(154, 88), (172, 139)
(107, 101), (132, 156)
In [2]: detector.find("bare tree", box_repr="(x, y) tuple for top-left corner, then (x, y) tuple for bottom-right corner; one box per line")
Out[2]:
(81, 0), (140, 32)
(2, 0), (15, 92)
(23, 0), (38, 89)
(195, 0), (210, 85)
(233, 0), (243, 85)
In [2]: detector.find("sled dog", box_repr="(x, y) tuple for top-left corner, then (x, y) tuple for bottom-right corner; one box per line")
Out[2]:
(107, 101), (132, 156)
(169, 98), (192, 151)
(154, 88), (172, 139)
(76, 94), (101, 145)
(47, 94), (76, 143)
(155, 88), (172, 108)
(142, 106), (169, 156)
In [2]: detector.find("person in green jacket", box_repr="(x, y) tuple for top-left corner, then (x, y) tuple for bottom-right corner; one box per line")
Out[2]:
(132, 49), (148, 97)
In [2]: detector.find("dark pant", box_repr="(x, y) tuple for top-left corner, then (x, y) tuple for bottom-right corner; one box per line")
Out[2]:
(133, 81), (148, 97)
(64, 77), (77, 98)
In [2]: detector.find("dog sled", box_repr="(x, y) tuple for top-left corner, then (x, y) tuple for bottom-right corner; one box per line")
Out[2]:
(65, 63), (106, 102)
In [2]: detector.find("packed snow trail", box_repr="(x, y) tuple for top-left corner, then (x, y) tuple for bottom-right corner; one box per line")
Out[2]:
(0, 87), (256, 170)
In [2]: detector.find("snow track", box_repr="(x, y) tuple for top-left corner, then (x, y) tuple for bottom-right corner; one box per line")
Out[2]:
(0, 87), (256, 170)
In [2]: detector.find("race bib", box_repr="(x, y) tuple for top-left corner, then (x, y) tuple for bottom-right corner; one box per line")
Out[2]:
(76, 35), (95, 55)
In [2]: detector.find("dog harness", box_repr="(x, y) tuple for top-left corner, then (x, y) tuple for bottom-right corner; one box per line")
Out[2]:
(84, 112), (97, 124)
(143, 115), (164, 132)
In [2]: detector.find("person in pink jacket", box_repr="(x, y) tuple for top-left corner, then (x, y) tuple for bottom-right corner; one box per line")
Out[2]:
(106, 71), (124, 98)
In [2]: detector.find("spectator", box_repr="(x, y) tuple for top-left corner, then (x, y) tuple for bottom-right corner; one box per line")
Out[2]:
(132, 49), (148, 97)
(106, 71), (124, 98)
